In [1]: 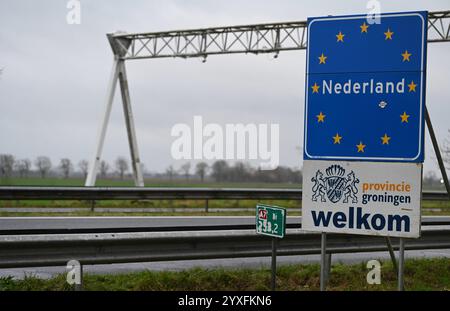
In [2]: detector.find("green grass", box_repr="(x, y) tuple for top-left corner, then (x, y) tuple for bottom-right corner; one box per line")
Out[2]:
(1, 258), (449, 291)
(0, 177), (301, 188)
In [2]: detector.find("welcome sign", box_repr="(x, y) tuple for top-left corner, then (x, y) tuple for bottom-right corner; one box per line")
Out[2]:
(302, 161), (421, 237)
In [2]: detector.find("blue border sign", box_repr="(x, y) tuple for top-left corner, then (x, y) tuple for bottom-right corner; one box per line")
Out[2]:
(303, 11), (427, 162)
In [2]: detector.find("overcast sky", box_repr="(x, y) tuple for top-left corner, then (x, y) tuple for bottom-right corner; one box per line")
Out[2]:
(1, 0), (449, 175)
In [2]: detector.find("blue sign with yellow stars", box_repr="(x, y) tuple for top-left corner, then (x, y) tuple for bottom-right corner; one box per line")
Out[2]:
(303, 11), (427, 162)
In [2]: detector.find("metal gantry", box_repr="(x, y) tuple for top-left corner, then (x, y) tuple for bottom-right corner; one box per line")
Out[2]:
(110, 21), (308, 60)
(86, 11), (450, 186)
(428, 10), (450, 43)
(110, 11), (450, 61)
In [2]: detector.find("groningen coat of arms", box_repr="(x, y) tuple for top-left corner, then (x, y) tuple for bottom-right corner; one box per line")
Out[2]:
(311, 165), (359, 204)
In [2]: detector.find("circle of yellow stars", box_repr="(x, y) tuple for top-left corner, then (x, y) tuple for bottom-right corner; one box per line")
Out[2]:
(310, 20), (419, 154)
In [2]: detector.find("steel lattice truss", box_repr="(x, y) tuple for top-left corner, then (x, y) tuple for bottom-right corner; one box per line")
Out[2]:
(110, 11), (450, 60)
(428, 11), (450, 42)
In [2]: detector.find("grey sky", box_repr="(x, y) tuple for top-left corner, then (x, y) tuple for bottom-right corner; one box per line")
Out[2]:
(0, 0), (449, 175)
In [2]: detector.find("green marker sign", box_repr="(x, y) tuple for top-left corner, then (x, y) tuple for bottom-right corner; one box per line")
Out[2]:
(256, 204), (286, 238)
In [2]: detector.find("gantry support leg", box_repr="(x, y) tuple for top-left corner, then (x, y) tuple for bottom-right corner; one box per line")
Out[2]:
(85, 58), (120, 186)
(117, 61), (144, 187)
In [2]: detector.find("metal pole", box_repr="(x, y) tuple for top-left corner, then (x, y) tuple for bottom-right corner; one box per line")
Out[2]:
(75, 264), (83, 291)
(205, 199), (209, 213)
(385, 237), (398, 274)
(320, 232), (327, 291)
(85, 58), (121, 186)
(398, 238), (405, 291)
(425, 108), (450, 198)
(324, 253), (332, 285)
(271, 237), (277, 291)
(117, 61), (145, 187)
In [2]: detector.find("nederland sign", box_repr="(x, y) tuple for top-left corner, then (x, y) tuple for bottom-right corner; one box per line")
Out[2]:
(303, 11), (427, 162)
(302, 11), (427, 238)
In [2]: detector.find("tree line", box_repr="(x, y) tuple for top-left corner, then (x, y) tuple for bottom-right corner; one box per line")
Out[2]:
(0, 155), (123, 180)
(163, 160), (302, 183)
(0, 154), (302, 183)
(2, 136), (449, 185)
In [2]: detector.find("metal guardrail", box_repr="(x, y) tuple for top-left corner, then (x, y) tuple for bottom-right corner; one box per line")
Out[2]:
(1, 216), (449, 236)
(0, 226), (449, 269)
(0, 187), (448, 201)
(0, 187), (448, 270)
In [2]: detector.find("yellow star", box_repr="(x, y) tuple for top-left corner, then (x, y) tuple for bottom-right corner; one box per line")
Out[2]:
(356, 142), (366, 153)
(400, 112), (410, 123)
(408, 80), (417, 92)
(384, 28), (394, 40)
(318, 53), (327, 64)
(381, 134), (391, 145)
(333, 133), (342, 144)
(402, 50), (412, 62)
(311, 82), (320, 93)
(360, 22), (369, 33)
(336, 31), (345, 42)
(316, 112), (326, 123)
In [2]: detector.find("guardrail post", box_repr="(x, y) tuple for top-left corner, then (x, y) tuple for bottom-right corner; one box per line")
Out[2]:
(205, 199), (209, 213)
(398, 238), (405, 291)
(90, 200), (96, 212)
(75, 263), (83, 291)
(271, 237), (277, 291)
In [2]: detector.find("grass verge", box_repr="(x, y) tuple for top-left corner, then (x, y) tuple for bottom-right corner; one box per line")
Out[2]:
(1, 258), (449, 291)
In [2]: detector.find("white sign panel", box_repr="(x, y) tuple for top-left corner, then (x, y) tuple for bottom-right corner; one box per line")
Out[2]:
(302, 160), (422, 238)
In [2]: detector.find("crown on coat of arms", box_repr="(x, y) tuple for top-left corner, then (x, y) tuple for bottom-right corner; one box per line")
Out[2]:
(325, 165), (345, 178)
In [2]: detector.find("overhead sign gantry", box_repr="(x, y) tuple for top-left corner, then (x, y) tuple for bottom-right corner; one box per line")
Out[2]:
(85, 11), (450, 191)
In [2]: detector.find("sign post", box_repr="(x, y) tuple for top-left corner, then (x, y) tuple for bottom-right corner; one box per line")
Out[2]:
(271, 238), (277, 291)
(256, 204), (286, 291)
(398, 238), (406, 291)
(303, 11), (427, 291)
(320, 232), (327, 291)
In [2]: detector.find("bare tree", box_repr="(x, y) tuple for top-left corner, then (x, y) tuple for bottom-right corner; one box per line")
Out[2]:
(35, 156), (52, 179)
(211, 160), (228, 182)
(115, 157), (129, 180)
(99, 160), (109, 178)
(166, 165), (175, 181)
(180, 162), (191, 180)
(195, 162), (209, 182)
(15, 159), (31, 178)
(59, 158), (73, 179)
(423, 170), (440, 188)
(0, 154), (15, 178)
(78, 160), (89, 179)
(443, 129), (450, 170)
